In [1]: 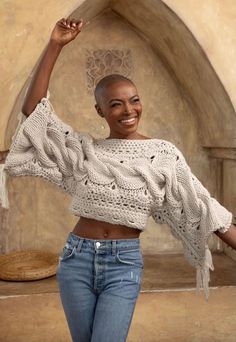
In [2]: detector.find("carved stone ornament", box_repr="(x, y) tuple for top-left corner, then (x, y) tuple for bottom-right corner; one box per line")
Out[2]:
(86, 49), (133, 94)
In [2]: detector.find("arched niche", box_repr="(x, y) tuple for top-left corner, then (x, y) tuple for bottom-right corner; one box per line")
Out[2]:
(4, 0), (236, 149)
(2, 0), (235, 256)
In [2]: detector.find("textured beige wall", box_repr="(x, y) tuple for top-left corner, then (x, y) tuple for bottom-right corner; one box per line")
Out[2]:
(2, 0), (236, 149)
(3, 9), (219, 254)
(0, 0), (109, 150)
(1, 0), (235, 256)
(111, 0), (236, 148)
(163, 0), (236, 112)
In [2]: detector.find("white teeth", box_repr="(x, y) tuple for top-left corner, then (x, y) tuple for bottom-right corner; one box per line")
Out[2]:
(120, 117), (136, 123)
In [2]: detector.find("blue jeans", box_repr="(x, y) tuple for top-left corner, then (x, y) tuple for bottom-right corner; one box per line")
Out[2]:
(56, 232), (144, 342)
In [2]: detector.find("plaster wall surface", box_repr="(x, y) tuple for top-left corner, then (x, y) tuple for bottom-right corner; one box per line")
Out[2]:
(0, 0), (109, 150)
(163, 0), (236, 112)
(1, 1), (234, 257)
(2, 9), (220, 255)
(111, 0), (236, 148)
(2, 0), (236, 149)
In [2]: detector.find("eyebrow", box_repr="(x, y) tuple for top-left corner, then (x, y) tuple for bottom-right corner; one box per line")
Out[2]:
(108, 95), (139, 103)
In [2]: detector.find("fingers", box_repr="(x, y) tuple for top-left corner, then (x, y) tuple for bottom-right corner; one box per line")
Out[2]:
(59, 18), (89, 31)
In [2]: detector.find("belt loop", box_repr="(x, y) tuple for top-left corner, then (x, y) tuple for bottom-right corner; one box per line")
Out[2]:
(112, 240), (116, 255)
(76, 238), (84, 253)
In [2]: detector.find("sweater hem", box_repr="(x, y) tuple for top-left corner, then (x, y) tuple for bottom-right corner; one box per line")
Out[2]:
(69, 206), (147, 231)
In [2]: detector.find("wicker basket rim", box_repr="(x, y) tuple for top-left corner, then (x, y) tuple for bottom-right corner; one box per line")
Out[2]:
(0, 249), (59, 281)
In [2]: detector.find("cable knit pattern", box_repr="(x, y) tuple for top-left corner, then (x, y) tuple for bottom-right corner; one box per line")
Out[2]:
(4, 96), (232, 298)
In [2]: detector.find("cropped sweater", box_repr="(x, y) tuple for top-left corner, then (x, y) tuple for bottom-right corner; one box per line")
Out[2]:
(2, 95), (232, 298)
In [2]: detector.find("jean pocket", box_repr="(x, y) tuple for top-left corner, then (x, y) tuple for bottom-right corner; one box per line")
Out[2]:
(59, 242), (76, 262)
(116, 248), (144, 269)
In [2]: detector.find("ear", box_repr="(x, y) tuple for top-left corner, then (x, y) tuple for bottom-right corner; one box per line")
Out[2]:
(95, 104), (104, 118)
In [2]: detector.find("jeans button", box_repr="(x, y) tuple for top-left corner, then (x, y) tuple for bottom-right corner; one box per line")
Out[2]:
(96, 242), (101, 248)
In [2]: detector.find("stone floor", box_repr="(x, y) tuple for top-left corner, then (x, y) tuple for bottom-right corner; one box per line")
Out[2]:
(0, 253), (236, 341)
(1, 252), (236, 296)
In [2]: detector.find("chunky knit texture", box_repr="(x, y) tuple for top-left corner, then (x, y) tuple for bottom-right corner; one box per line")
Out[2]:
(4, 96), (232, 298)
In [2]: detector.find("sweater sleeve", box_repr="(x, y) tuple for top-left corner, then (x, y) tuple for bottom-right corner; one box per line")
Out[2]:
(151, 143), (232, 236)
(4, 95), (86, 196)
(151, 142), (232, 298)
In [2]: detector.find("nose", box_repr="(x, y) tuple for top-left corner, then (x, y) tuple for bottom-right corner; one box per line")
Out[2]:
(124, 102), (133, 114)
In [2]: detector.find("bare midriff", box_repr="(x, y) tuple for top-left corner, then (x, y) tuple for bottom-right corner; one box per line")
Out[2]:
(72, 216), (141, 239)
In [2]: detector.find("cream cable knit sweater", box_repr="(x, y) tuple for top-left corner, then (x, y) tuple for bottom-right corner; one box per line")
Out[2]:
(3, 95), (232, 298)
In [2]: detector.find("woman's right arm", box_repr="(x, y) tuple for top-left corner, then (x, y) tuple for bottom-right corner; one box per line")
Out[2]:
(22, 18), (85, 116)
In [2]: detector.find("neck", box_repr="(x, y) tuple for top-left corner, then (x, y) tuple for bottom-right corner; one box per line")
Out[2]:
(107, 131), (145, 140)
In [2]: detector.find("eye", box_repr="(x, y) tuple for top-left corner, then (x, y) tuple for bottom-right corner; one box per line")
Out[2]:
(111, 102), (121, 108)
(132, 98), (140, 103)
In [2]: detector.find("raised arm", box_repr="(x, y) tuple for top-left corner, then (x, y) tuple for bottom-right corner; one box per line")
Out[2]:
(22, 18), (85, 116)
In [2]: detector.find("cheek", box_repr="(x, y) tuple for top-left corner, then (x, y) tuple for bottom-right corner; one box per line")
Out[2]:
(104, 116), (116, 127)
(105, 109), (121, 122)
(138, 103), (142, 111)
(136, 106), (142, 117)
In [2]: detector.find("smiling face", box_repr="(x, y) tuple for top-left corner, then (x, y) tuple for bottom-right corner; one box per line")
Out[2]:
(95, 80), (142, 139)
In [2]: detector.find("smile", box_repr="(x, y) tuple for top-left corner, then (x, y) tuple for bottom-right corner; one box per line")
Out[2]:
(119, 116), (137, 125)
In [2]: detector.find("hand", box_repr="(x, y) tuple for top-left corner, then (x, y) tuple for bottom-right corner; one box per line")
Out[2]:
(215, 224), (236, 250)
(50, 18), (87, 47)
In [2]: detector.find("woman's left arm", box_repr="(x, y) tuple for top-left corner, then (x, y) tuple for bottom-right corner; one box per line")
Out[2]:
(214, 224), (236, 250)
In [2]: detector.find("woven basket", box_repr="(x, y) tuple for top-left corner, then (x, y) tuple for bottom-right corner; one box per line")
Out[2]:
(0, 250), (59, 281)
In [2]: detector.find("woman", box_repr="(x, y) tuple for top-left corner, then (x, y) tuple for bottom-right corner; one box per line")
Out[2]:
(4, 18), (236, 342)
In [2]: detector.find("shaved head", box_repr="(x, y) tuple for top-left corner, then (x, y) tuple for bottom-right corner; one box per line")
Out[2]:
(94, 74), (134, 104)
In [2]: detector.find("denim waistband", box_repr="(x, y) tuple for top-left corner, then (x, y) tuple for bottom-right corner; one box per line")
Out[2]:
(67, 232), (140, 254)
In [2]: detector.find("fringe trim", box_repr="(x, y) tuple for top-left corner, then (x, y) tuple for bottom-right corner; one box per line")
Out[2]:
(0, 164), (9, 209)
(196, 246), (214, 300)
